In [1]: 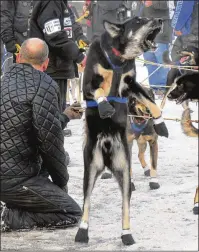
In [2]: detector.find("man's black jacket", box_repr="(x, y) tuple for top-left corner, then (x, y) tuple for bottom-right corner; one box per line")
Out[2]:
(29, 0), (85, 79)
(0, 63), (69, 190)
(1, 1), (35, 50)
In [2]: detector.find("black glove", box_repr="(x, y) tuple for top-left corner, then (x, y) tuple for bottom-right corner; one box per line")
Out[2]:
(153, 116), (169, 138)
(5, 40), (17, 54)
(98, 100), (115, 119)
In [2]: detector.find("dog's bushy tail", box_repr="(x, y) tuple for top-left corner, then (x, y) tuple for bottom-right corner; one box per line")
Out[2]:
(181, 108), (198, 137)
(162, 50), (174, 65)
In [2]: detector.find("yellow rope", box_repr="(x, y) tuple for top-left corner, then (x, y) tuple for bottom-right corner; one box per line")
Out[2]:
(76, 11), (89, 23)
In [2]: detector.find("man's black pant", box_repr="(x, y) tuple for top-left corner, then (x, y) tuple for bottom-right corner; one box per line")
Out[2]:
(56, 79), (68, 112)
(1, 176), (82, 231)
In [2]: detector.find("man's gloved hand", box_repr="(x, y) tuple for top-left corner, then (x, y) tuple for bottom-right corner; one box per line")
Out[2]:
(63, 105), (83, 120)
(97, 98), (115, 119)
(15, 44), (21, 55)
(77, 36), (90, 49)
(5, 40), (17, 54)
(153, 116), (169, 138)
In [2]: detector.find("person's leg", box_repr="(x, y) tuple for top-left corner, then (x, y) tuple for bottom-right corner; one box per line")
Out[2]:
(154, 43), (170, 87)
(56, 79), (72, 137)
(143, 51), (159, 87)
(1, 176), (82, 231)
(70, 78), (78, 104)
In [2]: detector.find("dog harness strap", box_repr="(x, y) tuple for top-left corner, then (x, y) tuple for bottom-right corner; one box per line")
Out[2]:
(131, 120), (148, 134)
(86, 97), (128, 107)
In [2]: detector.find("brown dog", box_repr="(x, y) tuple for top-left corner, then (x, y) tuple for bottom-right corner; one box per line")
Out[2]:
(127, 87), (160, 190)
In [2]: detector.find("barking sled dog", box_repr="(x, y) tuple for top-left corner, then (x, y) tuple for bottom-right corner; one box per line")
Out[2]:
(75, 16), (168, 246)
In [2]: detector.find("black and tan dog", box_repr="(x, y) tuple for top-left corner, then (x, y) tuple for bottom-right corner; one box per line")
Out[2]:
(160, 46), (199, 109)
(127, 87), (160, 190)
(75, 17), (169, 246)
(165, 74), (199, 215)
(161, 72), (199, 109)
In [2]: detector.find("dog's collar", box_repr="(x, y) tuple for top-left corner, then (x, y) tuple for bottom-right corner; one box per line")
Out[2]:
(100, 33), (128, 72)
(103, 49), (125, 72)
(112, 47), (121, 57)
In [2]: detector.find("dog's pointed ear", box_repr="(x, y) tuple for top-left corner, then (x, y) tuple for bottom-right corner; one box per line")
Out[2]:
(103, 20), (121, 38)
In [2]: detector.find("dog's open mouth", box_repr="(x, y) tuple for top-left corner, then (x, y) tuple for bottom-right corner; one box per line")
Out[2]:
(176, 93), (188, 104)
(144, 28), (161, 50)
(134, 108), (151, 123)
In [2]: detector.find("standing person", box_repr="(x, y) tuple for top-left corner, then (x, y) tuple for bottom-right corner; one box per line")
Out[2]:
(137, 1), (172, 94)
(66, 3), (90, 108)
(171, 0), (198, 61)
(29, 0), (87, 136)
(1, 38), (82, 231)
(83, 0), (134, 42)
(82, 0), (93, 41)
(1, 0), (35, 67)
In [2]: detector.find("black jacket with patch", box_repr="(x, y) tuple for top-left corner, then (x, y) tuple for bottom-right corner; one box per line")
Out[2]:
(0, 63), (69, 190)
(29, 0), (85, 79)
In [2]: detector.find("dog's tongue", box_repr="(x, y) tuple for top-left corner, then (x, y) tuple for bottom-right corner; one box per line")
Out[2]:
(180, 56), (189, 64)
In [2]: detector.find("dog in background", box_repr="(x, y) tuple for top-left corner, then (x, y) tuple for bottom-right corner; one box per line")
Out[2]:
(160, 46), (199, 109)
(164, 73), (198, 215)
(162, 72), (199, 107)
(127, 87), (160, 190)
(75, 16), (168, 246)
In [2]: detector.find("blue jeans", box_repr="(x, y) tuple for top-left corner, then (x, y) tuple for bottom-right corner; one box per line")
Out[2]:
(144, 43), (170, 89)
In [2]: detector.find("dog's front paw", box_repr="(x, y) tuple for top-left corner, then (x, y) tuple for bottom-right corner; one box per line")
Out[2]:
(153, 116), (169, 138)
(98, 98), (115, 119)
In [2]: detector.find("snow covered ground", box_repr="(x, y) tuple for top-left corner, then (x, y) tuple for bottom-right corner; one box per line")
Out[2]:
(1, 64), (198, 251)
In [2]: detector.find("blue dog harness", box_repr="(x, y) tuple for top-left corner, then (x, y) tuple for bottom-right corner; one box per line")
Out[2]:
(86, 97), (127, 108)
(131, 120), (148, 134)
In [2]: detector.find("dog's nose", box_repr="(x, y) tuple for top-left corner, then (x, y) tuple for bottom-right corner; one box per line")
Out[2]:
(157, 19), (162, 25)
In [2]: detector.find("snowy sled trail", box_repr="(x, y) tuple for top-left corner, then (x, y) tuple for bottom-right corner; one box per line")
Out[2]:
(1, 99), (198, 251)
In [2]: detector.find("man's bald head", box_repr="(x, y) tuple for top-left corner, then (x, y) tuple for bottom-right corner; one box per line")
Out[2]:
(19, 38), (49, 66)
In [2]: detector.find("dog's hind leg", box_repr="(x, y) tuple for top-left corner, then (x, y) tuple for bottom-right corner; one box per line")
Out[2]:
(111, 141), (135, 246)
(149, 139), (160, 190)
(137, 139), (150, 177)
(75, 144), (104, 243)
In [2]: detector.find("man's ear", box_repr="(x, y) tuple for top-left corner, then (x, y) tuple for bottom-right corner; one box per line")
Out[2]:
(42, 58), (49, 72)
(103, 20), (121, 37)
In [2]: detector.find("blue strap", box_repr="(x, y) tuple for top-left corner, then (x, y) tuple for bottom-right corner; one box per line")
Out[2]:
(103, 50), (124, 71)
(86, 97), (128, 108)
(131, 120), (148, 134)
